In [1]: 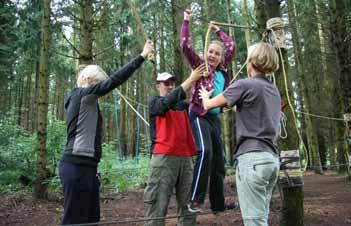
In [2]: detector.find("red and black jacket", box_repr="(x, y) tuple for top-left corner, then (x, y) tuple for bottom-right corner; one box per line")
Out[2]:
(149, 86), (196, 156)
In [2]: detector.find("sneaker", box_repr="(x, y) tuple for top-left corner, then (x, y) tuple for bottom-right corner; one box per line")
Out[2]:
(225, 200), (239, 210)
(187, 202), (203, 213)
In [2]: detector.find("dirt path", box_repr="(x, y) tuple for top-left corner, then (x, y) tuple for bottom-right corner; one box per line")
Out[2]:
(0, 171), (350, 226)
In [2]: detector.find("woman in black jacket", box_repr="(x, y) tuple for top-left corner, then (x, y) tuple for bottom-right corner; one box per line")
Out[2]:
(59, 40), (154, 225)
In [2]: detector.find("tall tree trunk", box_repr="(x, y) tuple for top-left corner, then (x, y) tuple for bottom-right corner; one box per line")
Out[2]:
(171, 0), (187, 81)
(288, 0), (322, 174)
(21, 72), (33, 131)
(79, 0), (93, 64)
(330, 0), (351, 174)
(221, 0), (235, 165)
(55, 74), (65, 121)
(241, 0), (252, 48)
(16, 74), (24, 126)
(158, 1), (166, 72)
(34, 0), (51, 199)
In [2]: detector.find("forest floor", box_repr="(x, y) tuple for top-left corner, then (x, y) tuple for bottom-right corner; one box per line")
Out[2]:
(1, 171), (351, 226)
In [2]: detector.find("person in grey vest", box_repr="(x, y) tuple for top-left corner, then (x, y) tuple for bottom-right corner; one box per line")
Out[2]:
(59, 40), (154, 225)
(198, 42), (281, 226)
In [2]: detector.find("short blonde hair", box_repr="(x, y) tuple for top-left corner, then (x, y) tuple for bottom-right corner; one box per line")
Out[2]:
(247, 42), (279, 74)
(77, 65), (108, 87)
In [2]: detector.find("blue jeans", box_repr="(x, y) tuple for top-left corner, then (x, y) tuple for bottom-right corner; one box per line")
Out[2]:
(236, 152), (279, 226)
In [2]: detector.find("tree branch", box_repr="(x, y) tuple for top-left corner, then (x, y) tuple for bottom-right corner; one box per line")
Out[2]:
(62, 33), (81, 55)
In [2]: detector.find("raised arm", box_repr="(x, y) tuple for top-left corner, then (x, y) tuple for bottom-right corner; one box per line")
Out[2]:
(82, 40), (154, 96)
(150, 64), (205, 116)
(210, 22), (236, 67)
(180, 10), (203, 69)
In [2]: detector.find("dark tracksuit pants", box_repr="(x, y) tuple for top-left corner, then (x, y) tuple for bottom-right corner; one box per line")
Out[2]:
(189, 112), (226, 212)
(59, 161), (100, 225)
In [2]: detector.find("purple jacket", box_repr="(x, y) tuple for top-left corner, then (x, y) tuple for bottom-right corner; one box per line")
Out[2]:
(180, 20), (236, 116)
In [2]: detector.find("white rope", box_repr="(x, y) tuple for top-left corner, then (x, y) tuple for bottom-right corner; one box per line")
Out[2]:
(279, 111), (288, 139)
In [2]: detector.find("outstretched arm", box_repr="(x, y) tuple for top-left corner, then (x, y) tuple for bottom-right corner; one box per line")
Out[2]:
(150, 64), (205, 116)
(82, 40), (154, 96)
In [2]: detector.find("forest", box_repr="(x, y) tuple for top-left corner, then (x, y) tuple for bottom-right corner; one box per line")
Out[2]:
(0, 0), (351, 225)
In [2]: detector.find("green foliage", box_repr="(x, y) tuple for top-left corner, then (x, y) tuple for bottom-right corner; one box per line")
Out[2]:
(46, 116), (67, 174)
(0, 114), (66, 193)
(0, 115), (36, 178)
(0, 113), (151, 193)
(99, 143), (150, 192)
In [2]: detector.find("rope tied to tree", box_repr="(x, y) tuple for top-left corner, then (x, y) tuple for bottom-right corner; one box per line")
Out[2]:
(264, 17), (286, 49)
(263, 18), (310, 171)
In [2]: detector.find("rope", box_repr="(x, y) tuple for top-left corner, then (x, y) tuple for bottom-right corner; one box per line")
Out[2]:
(202, 24), (248, 84)
(115, 89), (150, 127)
(230, 60), (248, 84)
(295, 110), (346, 121)
(126, 0), (155, 63)
(263, 26), (309, 171)
(60, 210), (218, 226)
(211, 21), (251, 29)
(279, 112), (288, 139)
(203, 26), (212, 77)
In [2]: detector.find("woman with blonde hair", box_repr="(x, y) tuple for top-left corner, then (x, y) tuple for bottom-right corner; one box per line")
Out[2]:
(180, 9), (236, 213)
(199, 42), (281, 226)
(59, 40), (154, 225)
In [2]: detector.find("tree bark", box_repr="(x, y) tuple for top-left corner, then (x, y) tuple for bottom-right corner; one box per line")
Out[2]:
(34, 0), (51, 199)
(171, 0), (187, 81)
(241, 0), (252, 48)
(79, 0), (93, 64)
(330, 0), (351, 174)
(288, 0), (322, 174)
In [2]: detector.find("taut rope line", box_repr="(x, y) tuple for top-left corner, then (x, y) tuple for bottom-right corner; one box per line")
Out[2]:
(114, 89), (150, 127)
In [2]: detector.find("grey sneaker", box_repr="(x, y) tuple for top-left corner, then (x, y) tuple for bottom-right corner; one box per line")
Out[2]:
(187, 202), (203, 213)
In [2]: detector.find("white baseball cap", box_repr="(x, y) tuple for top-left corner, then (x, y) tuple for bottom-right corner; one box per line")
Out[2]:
(156, 72), (175, 82)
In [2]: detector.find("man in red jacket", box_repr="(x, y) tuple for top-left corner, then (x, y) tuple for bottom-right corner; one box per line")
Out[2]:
(144, 65), (205, 226)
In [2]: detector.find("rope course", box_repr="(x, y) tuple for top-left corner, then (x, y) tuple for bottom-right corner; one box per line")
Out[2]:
(296, 110), (346, 121)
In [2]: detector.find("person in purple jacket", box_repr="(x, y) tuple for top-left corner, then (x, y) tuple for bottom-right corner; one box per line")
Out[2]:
(180, 9), (236, 213)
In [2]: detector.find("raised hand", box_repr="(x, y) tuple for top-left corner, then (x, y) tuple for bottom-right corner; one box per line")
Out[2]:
(184, 9), (192, 21)
(209, 22), (220, 32)
(141, 40), (155, 59)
